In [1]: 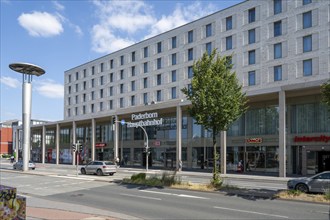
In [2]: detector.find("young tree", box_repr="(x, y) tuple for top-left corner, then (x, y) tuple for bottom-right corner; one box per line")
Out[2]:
(321, 80), (330, 113)
(182, 49), (248, 185)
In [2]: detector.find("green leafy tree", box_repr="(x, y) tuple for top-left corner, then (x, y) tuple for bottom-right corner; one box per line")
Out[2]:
(182, 49), (248, 185)
(321, 80), (330, 112)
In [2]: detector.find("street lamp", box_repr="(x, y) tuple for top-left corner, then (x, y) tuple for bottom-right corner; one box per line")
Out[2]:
(9, 62), (45, 171)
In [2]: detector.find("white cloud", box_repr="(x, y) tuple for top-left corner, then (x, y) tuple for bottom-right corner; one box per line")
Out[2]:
(53, 1), (65, 11)
(91, 0), (217, 53)
(35, 80), (64, 99)
(18, 11), (63, 37)
(0, 76), (20, 88)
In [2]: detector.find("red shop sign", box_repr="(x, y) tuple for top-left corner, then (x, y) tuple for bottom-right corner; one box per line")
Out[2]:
(246, 137), (262, 144)
(95, 143), (107, 148)
(294, 135), (330, 143)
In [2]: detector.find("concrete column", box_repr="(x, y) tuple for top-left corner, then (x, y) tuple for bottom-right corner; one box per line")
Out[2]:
(56, 124), (60, 165)
(91, 118), (96, 161)
(114, 116), (119, 161)
(279, 90), (286, 177)
(22, 82), (32, 171)
(42, 126), (46, 164)
(72, 121), (76, 165)
(220, 131), (227, 174)
(187, 116), (193, 168)
(15, 129), (19, 162)
(176, 106), (182, 171)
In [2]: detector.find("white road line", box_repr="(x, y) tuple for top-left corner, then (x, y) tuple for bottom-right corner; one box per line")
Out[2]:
(213, 206), (289, 219)
(120, 193), (161, 201)
(140, 190), (209, 200)
(48, 175), (95, 181)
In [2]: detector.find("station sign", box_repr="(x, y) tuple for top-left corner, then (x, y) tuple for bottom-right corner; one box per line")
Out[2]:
(126, 112), (163, 128)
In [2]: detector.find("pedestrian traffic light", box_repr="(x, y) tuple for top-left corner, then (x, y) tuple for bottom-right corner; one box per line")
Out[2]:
(72, 144), (76, 152)
(78, 144), (83, 153)
(112, 117), (116, 124)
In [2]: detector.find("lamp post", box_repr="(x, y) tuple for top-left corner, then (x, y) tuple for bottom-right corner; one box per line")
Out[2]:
(9, 63), (45, 171)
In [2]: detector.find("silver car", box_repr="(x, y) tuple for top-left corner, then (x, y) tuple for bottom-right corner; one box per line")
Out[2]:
(80, 161), (117, 176)
(13, 160), (36, 170)
(287, 171), (330, 193)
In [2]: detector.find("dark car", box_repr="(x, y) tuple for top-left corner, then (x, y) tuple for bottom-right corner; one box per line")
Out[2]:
(287, 171), (330, 193)
(13, 160), (36, 170)
(80, 161), (117, 176)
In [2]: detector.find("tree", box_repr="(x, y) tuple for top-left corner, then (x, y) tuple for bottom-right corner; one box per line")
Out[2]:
(321, 80), (330, 112)
(181, 49), (248, 185)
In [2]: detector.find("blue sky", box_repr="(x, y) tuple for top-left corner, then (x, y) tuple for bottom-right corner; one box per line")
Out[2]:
(0, 0), (242, 122)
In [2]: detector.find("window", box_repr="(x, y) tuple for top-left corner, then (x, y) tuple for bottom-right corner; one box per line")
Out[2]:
(157, 42), (162, 53)
(206, 42), (212, 55)
(120, 70), (124, 79)
(120, 55), (124, 65)
(100, 63), (104, 72)
(248, 29), (256, 44)
(188, 30), (193, 43)
(157, 90), (161, 102)
(83, 69), (86, 77)
(110, 59), (114, 69)
(91, 104), (94, 113)
(248, 71), (256, 86)
(172, 53), (177, 65)
(303, 35), (312, 52)
(100, 76), (104, 85)
(109, 100), (113, 110)
(303, 11), (312, 29)
(206, 23), (212, 37)
(274, 65), (282, 81)
(75, 84), (78, 92)
(131, 81), (135, 91)
(188, 48), (193, 61)
(171, 87), (177, 99)
(274, 20), (282, 37)
(144, 62), (148, 73)
(172, 70), (176, 82)
(120, 98), (124, 108)
(132, 51), (135, 62)
(75, 95), (78, 104)
(188, 66), (193, 78)
(68, 75), (71, 83)
(91, 91), (95, 100)
(248, 8), (256, 23)
(303, 59), (312, 76)
(143, 93), (148, 104)
(100, 89), (104, 98)
(83, 94), (86, 102)
(157, 58), (161, 69)
(75, 107), (78, 116)
(274, 43), (282, 59)
(120, 84), (124, 93)
(83, 81), (86, 90)
(131, 96), (135, 106)
(100, 102), (103, 111)
(92, 66), (95, 75)
(144, 77), (148, 88)
(144, 47), (148, 58)
(110, 73), (113, 82)
(109, 87), (113, 96)
(226, 36), (232, 50)
(303, 0), (312, 5)
(157, 74), (162, 85)
(75, 72), (79, 80)
(91, 79), (95, 87)
(67, 109), (71, 117)
(131, 66), (136, 76)
(274, 0), (282, 15)
(226, 16), (232, 31)
(248, 50), (256, 65)
(68, 97), (71, 105)
(68, 86), (71, 94)
(83, 106), (86, 114)
(172, 36), (177, 49)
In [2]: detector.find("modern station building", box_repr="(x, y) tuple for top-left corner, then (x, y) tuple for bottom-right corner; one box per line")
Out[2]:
(24, 0), (330, 177)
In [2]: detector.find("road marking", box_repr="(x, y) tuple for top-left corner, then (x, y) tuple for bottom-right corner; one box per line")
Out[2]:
(140, 190), (209, 200)
(213, 206), (289, 219)
(48, 174), (95, 181)
(120, 193), (161, 201)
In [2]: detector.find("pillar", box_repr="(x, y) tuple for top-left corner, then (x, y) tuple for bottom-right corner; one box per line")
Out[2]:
(72, 121), (76, 165)
(56, 124), (60, 165)
(91, 118), (96, 161)
(42, 125), (46, 164)
(279, 90), (286, 177)
(176, 106), (182, 171)
(220, 131), (227, 174)
(113, 116), (119, 161)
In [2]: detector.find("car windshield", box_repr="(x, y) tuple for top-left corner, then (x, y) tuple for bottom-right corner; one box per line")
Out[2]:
(105, 161), (114, 165)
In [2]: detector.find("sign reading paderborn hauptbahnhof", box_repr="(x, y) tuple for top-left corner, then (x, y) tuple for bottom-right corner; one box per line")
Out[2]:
(126, 112), (163, 128)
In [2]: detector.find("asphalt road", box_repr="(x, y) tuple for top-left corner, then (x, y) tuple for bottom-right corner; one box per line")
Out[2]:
(0, 169), (329, 219)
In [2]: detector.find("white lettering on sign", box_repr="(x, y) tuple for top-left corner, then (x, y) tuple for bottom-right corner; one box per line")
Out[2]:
(127, 118), (163, 128)
(131, 112), (158, 121)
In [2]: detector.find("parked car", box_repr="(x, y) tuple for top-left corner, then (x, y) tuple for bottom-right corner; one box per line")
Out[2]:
(287, 171), (330, 193)
(13, 160), (36, 170)
(80, 161), (117, 176)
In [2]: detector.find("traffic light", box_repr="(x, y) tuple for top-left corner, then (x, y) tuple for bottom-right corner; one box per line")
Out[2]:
(112, 117), (116, 124)
(72, 144), (76, 152)
(79, 144), (83, 153)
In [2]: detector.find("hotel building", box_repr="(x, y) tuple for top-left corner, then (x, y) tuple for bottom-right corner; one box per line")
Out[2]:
(25, 0), (330, 177)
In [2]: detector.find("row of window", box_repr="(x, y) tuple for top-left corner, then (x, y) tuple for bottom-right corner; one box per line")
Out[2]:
(67, 87), (178, 117)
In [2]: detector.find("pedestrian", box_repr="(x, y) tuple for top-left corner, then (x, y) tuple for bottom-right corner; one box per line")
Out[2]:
(237, 160), (243, 173)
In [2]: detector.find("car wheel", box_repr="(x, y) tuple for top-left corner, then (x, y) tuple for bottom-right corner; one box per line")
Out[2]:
(32, 168), (35, 170)
(81, 168), (86, 175)
(109, 173), (114, 176)
(296, 183), (309, 193)
(96, 169), (103, 176)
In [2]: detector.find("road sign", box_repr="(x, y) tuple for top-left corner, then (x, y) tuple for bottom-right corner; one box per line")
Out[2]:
(121, 119), (125, 125)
